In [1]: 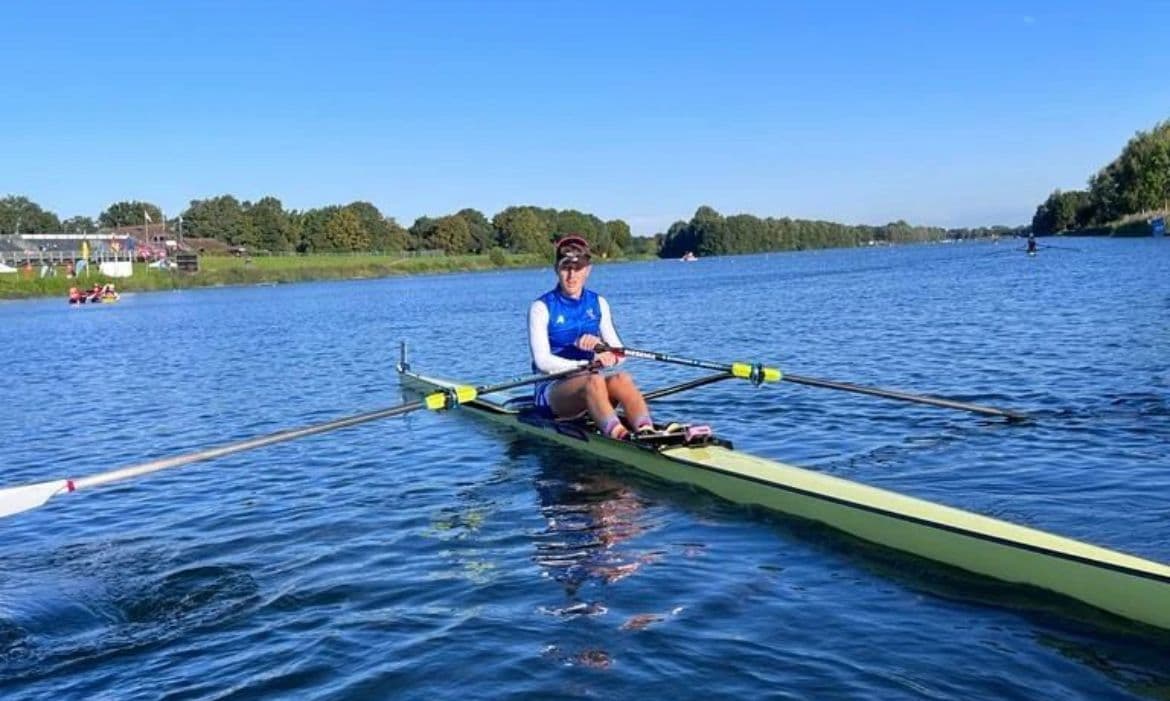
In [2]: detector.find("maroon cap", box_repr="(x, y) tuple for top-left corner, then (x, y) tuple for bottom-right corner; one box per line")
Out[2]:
(554, 235), (591, 268)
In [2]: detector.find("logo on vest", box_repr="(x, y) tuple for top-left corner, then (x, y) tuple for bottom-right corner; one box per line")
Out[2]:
(586, 307), (596, 320)
(555, 314), (566, 325)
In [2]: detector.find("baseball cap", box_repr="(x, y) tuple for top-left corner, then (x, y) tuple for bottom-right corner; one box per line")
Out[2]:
(554, 235), (592, 268)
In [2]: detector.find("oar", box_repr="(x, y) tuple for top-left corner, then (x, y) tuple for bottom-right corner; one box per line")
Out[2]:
(598, 344), (1028, 421)
(778, 374), (1028, 420)
(0, 364), (591, 521)
(596, 344), (781, 385)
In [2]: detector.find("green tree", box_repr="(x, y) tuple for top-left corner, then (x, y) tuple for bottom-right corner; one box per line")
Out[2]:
(325, 209), (370, 251)
(553, 210), (608, 251)
(691, 205), (729, 255)
(180, 196), (247, 244)
(1087, 120), (1170, 220)
(0, 195), (60, 233)
(61, 215), (96, 233)
(493, 207), (549, 253)
(100, 200), (162, 229)
(235, 212), (259, 249)
(296, 206), (341, 252)
(430, 215), (473, 253)
(342, 201), (405, 252)
(1042, 118), (1170, 229)
(725, 214), (765, 252)
(659, 220), (694, 258)
(409, 217), (438, 251)
(606, 219), (633, 252)
(456, 208), (496, 253)
(1032, 190), (1090, 234)
(246, 196), (294, 252)
(379, 217), (410, 252)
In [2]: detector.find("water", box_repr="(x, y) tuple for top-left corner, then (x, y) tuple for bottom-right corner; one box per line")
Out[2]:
(1, 239), (1169, 699)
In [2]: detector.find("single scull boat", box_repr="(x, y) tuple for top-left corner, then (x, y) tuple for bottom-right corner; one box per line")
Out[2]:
(397, 351), (1170, 632)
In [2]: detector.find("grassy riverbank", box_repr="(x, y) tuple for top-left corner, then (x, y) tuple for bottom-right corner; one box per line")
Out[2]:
(0, 252), (553, 300)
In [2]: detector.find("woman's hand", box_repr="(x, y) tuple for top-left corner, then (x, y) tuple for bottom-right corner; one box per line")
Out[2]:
(594, 351), (618, 368)
(575, 334), (602, 352)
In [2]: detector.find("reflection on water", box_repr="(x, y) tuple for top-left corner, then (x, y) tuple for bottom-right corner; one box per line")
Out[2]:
(513, 438), (656, 599)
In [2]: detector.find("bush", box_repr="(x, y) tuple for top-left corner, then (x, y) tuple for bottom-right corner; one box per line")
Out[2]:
(488, 246), (507, 267)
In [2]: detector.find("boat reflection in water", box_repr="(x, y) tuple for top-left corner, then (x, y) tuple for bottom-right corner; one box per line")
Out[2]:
(511, 438), (656, 599)
(506, 437), (683, 668)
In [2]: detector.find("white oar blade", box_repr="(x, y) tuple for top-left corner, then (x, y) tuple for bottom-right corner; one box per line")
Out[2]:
(0, 480), (72, 519)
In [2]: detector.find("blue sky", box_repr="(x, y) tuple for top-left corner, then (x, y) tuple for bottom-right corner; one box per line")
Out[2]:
(3, 1), (1168, 234)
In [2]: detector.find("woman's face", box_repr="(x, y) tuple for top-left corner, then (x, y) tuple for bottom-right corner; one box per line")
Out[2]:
(556, 260), (591, 297)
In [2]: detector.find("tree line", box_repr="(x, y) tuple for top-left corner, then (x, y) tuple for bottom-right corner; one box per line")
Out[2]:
(1, 194), (1016, 260)
(657, 206), (1019, 258)
(1033, 118), (1169, 235)
(0, 195), (650, 257)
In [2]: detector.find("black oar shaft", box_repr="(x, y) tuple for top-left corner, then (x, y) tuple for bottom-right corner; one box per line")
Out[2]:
(616, 347), (726, 372)
(642, 372), (735, 402)
(781, 374), (1028, 421)
(605, 344), (1027, 421)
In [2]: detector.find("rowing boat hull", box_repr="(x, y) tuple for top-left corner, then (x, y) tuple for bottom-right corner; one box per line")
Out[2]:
(400, 369), (1170, 631)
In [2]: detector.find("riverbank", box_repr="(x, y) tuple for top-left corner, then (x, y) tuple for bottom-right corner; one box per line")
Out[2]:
(1061, 209), (1167, 237)
(0, 252), (566, 300)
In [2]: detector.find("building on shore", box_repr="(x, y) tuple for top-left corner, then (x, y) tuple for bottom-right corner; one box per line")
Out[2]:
(0, 230), (193, 278)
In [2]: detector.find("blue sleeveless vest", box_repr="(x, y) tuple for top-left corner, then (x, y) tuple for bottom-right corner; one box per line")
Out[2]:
(532, 287), (602, 372)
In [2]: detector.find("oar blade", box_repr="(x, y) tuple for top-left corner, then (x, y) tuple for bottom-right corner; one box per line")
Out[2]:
(0, 479), (72, 519)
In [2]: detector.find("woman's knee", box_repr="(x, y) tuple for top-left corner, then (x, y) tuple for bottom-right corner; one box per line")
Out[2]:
(583, 373), (609, 396)
(606, 371), (636, 390)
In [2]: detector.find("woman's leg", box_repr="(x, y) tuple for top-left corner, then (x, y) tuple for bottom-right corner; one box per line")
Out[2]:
(604, 372), (652, 431)
(548, 373), (627, 438)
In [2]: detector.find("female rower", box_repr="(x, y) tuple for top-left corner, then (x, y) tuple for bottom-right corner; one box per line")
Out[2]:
(528, 235), (653, 440)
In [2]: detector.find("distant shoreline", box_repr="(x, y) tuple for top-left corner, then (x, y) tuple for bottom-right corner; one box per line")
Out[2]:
(0, 252), (655, 301)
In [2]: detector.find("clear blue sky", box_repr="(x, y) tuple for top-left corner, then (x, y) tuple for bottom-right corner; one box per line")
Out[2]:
(3, 1), (1168, 234)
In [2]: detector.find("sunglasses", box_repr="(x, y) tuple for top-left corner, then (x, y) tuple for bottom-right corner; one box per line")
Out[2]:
(557, 259), (590, 272)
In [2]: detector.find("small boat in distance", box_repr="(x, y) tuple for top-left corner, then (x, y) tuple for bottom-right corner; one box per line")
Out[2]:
(68, 283), (120, 305)
(681, 251), (698, 262)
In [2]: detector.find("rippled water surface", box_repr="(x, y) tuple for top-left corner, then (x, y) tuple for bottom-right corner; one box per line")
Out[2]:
(2, 239), (1169, 700)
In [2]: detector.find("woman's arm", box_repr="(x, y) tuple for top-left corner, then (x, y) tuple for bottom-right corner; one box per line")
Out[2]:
(597, 296), (624, 365)
(529, 300), (588, 373)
